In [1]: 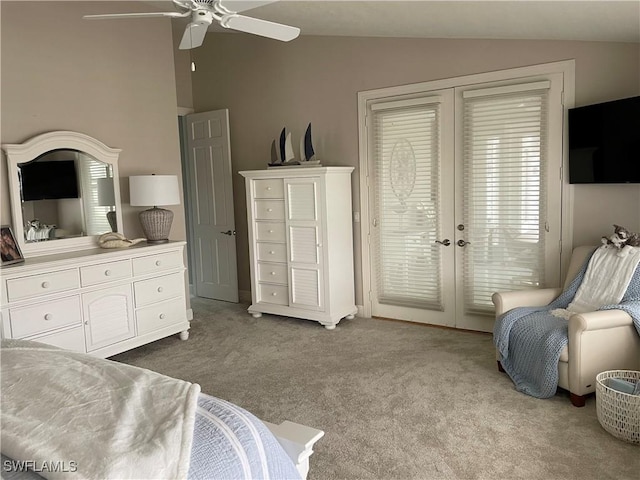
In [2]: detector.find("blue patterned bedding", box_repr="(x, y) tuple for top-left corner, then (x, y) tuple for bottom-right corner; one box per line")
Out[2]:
(2, 393), (301, 480)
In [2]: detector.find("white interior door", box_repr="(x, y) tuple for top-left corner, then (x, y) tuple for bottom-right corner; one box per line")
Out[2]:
(184, 109), (239, 302)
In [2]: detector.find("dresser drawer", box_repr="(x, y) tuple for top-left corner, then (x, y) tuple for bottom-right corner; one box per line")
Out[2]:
(27, 326), (85, 353)
(136, 299), (186, 335)
(257, 262), (288, 284)
(7, 269), (79, 302)
(257, 243), (287, 263)
(10, 296), (82, 338)
(253, 179), (284, 199)
(256, 222), (286, 242)
(80, 260), (131, 287)
(254, 200), (285, 220)
(258, 284), (289, 305)
(132, 250), (183, 276)
(134, 273), (185, 307)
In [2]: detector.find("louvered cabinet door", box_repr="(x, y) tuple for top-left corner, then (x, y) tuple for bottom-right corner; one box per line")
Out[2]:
(285, 177), (324, 311)
(82, 284), (135, 352)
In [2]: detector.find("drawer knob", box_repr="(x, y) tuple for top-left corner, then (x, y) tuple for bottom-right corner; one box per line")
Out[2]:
(104, 270), (112, 276)
(272, 292), (277, 296)
(271, 271), (276, 275)
(156, 260), (162, 266)
(267, 187), (272, 191)
(84, 321), (89, 326)
(44, 313), (53, 321)
(268, 229), (274, 233)
(269, 250), (275, 255)
(267, 208), (273, 212)
(41, 282), (50, 289)
(157, 286), (164, 293)
(159, 313), (166, 319)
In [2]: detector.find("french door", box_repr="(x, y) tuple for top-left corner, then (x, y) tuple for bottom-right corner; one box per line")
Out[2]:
(360, 69), (565, 332)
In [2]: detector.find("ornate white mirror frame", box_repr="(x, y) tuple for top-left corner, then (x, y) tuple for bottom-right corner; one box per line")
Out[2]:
(3, 131), (123, 257)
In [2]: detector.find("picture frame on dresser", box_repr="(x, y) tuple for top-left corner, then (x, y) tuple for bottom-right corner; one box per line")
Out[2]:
(0, 226), (24, 265)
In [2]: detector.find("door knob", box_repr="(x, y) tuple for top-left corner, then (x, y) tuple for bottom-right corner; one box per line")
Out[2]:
(457, 239), (470, 247)
(222, 230), (236, 236)
(435, 239), (451, 246)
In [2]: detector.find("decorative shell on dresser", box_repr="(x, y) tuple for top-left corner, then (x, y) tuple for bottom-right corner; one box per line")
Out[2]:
(97, 232), (145, 249)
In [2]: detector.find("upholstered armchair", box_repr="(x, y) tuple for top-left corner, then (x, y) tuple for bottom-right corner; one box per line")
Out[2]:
(492, 246), (640, 407)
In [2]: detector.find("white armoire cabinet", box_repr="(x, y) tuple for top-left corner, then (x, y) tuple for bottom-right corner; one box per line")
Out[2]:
(240, 167), (356, 329)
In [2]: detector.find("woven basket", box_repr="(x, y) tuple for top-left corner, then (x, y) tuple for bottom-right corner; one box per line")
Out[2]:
(596, 370), (640, 444)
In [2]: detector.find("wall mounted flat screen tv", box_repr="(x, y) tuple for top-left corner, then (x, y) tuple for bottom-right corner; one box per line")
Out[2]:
(20, 160), (79, 201)
(568, 96), (640, 184)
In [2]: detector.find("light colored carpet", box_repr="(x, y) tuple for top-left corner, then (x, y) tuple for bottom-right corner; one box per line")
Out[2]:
(112, 298), (639, 480)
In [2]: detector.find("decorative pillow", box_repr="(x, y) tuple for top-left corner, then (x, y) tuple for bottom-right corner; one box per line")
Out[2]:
(601, 224), (640, 249)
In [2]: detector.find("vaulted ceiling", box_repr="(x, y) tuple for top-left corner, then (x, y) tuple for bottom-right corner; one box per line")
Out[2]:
(143, 1), (640, 43)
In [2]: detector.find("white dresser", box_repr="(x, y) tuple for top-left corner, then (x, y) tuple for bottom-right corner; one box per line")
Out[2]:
(240, 167), (356, 329)
(0, 242), (191, 358)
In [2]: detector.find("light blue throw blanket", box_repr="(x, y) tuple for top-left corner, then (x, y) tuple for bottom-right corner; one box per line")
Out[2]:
(494, 251), (640, 399)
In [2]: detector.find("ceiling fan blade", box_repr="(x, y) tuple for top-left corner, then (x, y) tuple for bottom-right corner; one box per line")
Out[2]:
(220, 14), (300, 41)
(84, 12), (188, 20)
(179, 22), (211, 49)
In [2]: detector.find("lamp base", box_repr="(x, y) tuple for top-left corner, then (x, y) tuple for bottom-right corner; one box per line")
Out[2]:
(139, 207), (173, 244)
(106, 211), (117, 232)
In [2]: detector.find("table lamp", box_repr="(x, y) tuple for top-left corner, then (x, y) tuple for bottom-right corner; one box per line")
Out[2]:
(129, 175), (180, 244)
(97, 177), (117, 232)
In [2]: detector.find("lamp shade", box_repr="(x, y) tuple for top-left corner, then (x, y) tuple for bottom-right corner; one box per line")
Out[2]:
(97, 178), (116, 206)
(129, 175), (180, 207)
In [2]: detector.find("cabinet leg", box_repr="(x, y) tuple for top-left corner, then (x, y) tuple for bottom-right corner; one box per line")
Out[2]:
(251, 312), (262, 318)
(179, 330), (189, 340)
(345, 314), (355, 320)
(323, 324), (336, 330)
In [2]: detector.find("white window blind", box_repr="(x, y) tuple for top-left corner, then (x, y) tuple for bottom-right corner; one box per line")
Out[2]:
(79, 157), (112, 235)
(370, 98), (443, 309)
(462, 84), (549, 313)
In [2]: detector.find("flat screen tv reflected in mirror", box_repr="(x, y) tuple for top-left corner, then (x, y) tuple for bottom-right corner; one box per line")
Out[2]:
(20, 160), (79, 201)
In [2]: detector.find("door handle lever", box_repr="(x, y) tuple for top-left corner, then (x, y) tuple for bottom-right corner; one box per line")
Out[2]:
(435, 239), (451, 246)
(222, 230), (236, 236)
(457, 239), (470, 247)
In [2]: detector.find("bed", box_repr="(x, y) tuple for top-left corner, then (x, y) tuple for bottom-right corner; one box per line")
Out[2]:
(0, 339), (323, 480)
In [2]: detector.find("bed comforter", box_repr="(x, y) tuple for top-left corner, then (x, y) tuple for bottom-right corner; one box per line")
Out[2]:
(0, 339), (300, 480)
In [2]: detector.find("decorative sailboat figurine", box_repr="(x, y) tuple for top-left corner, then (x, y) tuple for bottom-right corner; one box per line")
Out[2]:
(270, 139), (279, 164)
(268, 124), (320, 168)
(268, 128), (289, 167)
(283, 132), (296, 164)
(300, 123), (320, 165)
(278, 128), (287, 163)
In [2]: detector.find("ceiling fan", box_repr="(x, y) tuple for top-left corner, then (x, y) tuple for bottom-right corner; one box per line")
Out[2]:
(84, 0), (300, 49)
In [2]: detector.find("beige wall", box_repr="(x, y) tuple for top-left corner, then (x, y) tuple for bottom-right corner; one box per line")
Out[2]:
(190, 34), (640, 303)
(1, 1), (186, 243)
(2, 1), (637, 305)
(173, 22), (194, 111)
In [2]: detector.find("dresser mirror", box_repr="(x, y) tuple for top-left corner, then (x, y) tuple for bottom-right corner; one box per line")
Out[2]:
(3, 131), (123, 257)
